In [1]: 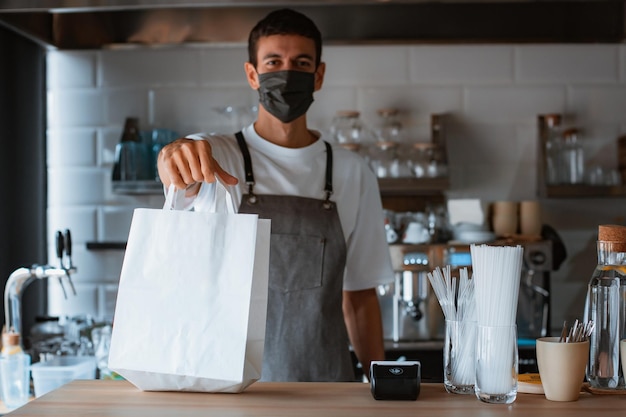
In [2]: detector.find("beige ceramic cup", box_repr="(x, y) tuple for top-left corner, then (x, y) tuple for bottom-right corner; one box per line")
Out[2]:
(491, 201), (518, 236)
(519, 200), (542, 237)
(536, 337), (589, 401)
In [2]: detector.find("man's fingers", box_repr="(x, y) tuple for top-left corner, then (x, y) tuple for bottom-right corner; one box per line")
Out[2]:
(210, 161), (239, 186)
(159, 137), (238, 189)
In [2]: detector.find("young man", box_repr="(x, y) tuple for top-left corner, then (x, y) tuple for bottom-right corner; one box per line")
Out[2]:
(157, 8), (394, 382)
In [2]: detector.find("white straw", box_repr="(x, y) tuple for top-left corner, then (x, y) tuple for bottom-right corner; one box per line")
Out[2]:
(427, 266), (475, 322)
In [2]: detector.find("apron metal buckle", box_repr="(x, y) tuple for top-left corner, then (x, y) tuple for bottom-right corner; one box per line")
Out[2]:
(247, 182), (258, 205)
(323, 191), (333, 210)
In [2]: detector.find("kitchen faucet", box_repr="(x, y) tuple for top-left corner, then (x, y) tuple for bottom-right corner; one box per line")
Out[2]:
(3, 229), (77, 347)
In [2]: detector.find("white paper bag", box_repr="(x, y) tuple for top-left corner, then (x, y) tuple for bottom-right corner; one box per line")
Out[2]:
(108, 183), (270, 393)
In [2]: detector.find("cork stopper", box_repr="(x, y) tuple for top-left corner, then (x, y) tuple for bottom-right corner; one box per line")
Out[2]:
(598, 224), (626, 252)
(374, 141), (398, 150)
(413, 142), (436, 150)
(598, 224), (626, 241)
(2, 332), (20, 348)
(377, 108), (399, 117)
(335, 110), (360, 118)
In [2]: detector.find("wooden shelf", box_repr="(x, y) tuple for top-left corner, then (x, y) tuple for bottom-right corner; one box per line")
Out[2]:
(378, 177), (449, 196)
(543, 184), (626, 198)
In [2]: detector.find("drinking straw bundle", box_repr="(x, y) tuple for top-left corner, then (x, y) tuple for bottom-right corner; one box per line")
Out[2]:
(427, 266), (476, 387)
(427, 265), (475, 322)
(470, 244), (524, 395)
(470, 244), (523, 326)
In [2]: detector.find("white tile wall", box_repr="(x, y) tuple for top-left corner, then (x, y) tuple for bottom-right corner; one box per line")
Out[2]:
(515, 45), (619, 84)
(409, 46), (514, 85)
(46, 43), (626, 332)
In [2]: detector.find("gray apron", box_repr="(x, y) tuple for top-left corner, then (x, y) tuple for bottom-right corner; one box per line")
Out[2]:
(235, 131), (356, 382)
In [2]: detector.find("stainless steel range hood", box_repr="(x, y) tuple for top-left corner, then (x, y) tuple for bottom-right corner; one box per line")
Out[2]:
(0, 1), (624, 49)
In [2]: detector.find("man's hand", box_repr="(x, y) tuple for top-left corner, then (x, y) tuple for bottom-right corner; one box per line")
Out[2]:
(157, 138), (239, 194)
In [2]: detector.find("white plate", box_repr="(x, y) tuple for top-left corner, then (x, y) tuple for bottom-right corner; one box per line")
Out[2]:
(455, 230), (496, 244)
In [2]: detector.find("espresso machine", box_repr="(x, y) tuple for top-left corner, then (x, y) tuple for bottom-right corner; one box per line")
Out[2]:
(378, 244), (449, 342)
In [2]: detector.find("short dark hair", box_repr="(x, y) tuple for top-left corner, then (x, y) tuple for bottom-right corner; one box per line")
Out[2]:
(247, 8), (322, 69)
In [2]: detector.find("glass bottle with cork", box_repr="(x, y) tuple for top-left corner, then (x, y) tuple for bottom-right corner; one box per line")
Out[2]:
(0, 331), (31, 409)
(584, 224), (626, 389)
(540, 113), (563, 185)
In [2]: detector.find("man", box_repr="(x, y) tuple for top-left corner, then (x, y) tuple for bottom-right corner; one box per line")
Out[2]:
(157, 8), (394, 382)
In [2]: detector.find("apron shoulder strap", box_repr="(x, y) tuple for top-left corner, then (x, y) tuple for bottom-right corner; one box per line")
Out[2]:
(235, 131), (256, 201)
(323, 141), (333, 206)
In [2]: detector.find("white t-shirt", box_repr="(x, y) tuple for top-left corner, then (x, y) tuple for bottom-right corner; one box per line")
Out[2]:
(175, 124), (394, 291)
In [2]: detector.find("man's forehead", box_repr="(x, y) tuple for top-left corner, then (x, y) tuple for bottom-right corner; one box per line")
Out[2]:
(256, 34), (316, 57)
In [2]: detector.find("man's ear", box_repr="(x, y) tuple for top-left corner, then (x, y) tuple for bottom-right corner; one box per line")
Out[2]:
(245, 62), (259, 90)
(314, 62), (326, 92)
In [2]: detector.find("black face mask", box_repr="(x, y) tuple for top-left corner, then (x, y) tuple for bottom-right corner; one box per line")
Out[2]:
(257, 70), (315, 123)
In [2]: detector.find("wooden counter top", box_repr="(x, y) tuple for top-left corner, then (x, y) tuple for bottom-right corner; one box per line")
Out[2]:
(6, 380), (626, 417)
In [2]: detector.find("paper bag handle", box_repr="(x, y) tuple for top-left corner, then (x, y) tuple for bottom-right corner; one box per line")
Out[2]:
(164, 181), (236, 214)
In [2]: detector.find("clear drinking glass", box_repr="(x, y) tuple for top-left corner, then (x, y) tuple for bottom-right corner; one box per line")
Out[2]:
(475, 324), (518, 404)
(444, 319), (476, 394)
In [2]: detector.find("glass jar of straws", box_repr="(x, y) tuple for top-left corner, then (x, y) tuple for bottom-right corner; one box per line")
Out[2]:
(470, 244), (524, 404)
(427, 266), (476, 395)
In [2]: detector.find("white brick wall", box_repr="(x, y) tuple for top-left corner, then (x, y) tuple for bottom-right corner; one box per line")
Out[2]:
(46, 43), (626, 331)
